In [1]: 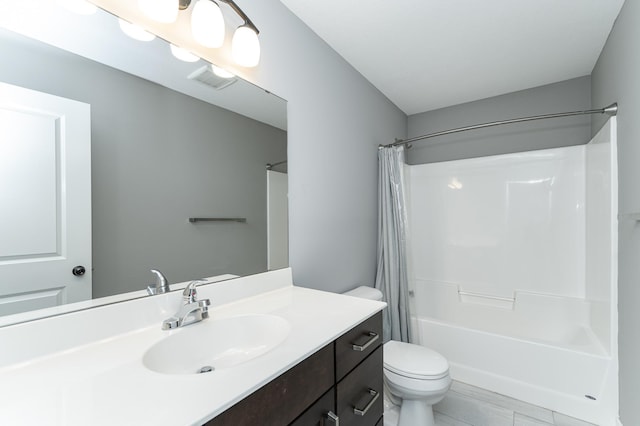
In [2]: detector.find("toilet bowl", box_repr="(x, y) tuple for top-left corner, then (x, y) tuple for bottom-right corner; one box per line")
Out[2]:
(343, 286), (451, 426)
(384, 340), (451, 426)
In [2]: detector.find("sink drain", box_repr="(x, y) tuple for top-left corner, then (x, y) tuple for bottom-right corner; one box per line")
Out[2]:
(198, 366), (215, 374)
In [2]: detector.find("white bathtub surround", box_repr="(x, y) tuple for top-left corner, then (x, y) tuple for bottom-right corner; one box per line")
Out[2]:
(0, 268), (385, 425)
(405, 119), (618, 425)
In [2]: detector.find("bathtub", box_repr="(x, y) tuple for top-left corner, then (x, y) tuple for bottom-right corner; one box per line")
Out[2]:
(404, 130), (619, 425)
(410, 280), (617, 426)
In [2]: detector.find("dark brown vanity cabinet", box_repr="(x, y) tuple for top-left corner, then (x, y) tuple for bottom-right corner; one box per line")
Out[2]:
(206, 311), (383, 426)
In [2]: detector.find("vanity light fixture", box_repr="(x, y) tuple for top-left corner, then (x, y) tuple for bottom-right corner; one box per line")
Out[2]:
(141, 0), (261, 67)
(191, 0), (225, 48)
(118, 19), (156, 42)
(170, 44), (200, 62)
(218, 0), (261, 67)
(231, 24), (260, 67)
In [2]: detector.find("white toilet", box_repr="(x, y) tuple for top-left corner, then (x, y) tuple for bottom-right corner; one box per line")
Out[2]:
(343, 286), (451, 426)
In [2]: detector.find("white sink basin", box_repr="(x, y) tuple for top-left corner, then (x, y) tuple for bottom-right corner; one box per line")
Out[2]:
(143, 314), (291, 375)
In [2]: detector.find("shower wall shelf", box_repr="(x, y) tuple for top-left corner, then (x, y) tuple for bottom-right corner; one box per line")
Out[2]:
(188, 217), (247, 223)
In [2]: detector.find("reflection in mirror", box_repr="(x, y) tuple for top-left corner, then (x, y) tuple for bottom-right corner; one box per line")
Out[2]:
(0, 1), (287, 326)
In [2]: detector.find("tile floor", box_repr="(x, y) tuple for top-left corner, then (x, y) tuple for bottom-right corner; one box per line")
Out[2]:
(383, 381), (596, 426)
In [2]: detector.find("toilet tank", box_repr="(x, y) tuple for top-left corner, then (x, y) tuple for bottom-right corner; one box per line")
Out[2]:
(343, 286), (383, 301)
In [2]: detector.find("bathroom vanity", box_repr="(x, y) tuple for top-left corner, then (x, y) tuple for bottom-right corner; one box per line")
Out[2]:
(209, 312), (383, 426)
(0, 269), (385, 425)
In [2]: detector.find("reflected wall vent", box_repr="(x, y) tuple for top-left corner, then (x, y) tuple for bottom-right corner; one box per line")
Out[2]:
(188, 66), (237, 90)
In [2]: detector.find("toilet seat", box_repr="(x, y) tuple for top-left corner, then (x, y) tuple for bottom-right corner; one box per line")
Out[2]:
(384, 341), (449, 380)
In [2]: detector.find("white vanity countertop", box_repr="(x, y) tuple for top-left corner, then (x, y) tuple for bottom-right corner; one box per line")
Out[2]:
(0, 270), (385, 426)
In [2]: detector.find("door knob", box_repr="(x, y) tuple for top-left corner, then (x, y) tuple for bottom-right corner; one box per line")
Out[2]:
(72, 265), (86, 276)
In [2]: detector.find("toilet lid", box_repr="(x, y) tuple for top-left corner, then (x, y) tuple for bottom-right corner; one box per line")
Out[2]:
(383, 341), (449, 380)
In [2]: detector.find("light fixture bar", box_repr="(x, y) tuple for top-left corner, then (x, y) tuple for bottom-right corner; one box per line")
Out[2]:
(218, 0), (259, 33)
(178, 0), (258, 33)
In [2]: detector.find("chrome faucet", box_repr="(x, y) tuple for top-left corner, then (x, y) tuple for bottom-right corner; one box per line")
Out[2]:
(147, 269), (171, 295)
(162, 280), (211, 330)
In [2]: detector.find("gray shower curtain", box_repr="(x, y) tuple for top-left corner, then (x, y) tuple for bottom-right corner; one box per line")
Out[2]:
(374, 145), (411, 343)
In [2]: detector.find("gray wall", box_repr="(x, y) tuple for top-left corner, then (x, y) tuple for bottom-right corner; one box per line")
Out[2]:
(591, 0), (640, 423)
(406, 76), (592, 164)
(236, 0), (407, 292)
(0, 30), (286, 298)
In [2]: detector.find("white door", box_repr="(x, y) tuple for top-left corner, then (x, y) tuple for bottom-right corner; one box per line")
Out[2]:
(267, 170), (288, 270)
(0, 82), (91, 317)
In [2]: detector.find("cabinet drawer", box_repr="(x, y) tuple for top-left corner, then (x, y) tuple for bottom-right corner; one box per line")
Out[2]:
(336, 345), (383, 426)
(206, 343), (334, 426)
(290, 387), (335, 426)
(335, 312), (382, 381)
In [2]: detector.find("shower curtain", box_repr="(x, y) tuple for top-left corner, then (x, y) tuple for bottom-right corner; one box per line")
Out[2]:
(375, 145), (411, 343)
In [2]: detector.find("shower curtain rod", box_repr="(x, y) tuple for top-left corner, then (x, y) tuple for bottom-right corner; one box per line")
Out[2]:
(266, 160), (287, 170)
(385, 103), (618, 148)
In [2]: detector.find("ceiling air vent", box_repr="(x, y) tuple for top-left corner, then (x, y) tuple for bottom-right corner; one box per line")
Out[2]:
(187, 65), (238, 90)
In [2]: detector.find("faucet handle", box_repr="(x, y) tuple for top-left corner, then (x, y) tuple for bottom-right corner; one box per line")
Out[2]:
(183, 279), (208, 303)
(147, 269), (170, 295)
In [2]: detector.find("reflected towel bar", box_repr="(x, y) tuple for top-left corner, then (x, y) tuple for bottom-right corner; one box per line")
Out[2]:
(188, 218), (247, 223)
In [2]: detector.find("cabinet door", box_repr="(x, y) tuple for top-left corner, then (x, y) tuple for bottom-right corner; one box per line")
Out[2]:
(206, 344), (334, 426)
(337, 346), (383, 426)
(289, 388), (336, 426)
(335, 313), (382, 381)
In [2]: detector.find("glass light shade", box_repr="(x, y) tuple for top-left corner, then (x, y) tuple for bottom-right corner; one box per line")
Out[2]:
(118, 19), (156, 42)
(138, 0), (179, 23)
(231, 26), (260, 67)
(211, 65), (235, 79)
(170, 44), (200, 62)
(59, 0), (97, 15)
(191, 0), (225, 48)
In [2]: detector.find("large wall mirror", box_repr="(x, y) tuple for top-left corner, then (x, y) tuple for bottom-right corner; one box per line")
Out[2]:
(0, 0), (287, 326)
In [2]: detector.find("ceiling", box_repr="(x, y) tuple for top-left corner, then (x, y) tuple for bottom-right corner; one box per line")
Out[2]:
(279, 0), (625, 115)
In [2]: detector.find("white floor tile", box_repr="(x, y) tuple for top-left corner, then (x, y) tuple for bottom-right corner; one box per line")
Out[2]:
(382, 403), (472, 426)
(514, 413), (554, 426)
(451, 381), (555, 423)
(435, 412), (474, 426)
(552, 412), (597, 426)
(434, 390), (514, 426)
(383, 405), (400, 426)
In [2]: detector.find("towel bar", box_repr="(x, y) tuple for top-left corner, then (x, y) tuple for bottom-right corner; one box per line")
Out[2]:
(188, 217), (247, 223)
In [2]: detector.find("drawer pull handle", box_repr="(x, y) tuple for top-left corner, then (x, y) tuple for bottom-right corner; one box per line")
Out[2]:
(353, 388), (380, 416)
(351, 332), (379, 352)
(323, 410), (340, 425)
